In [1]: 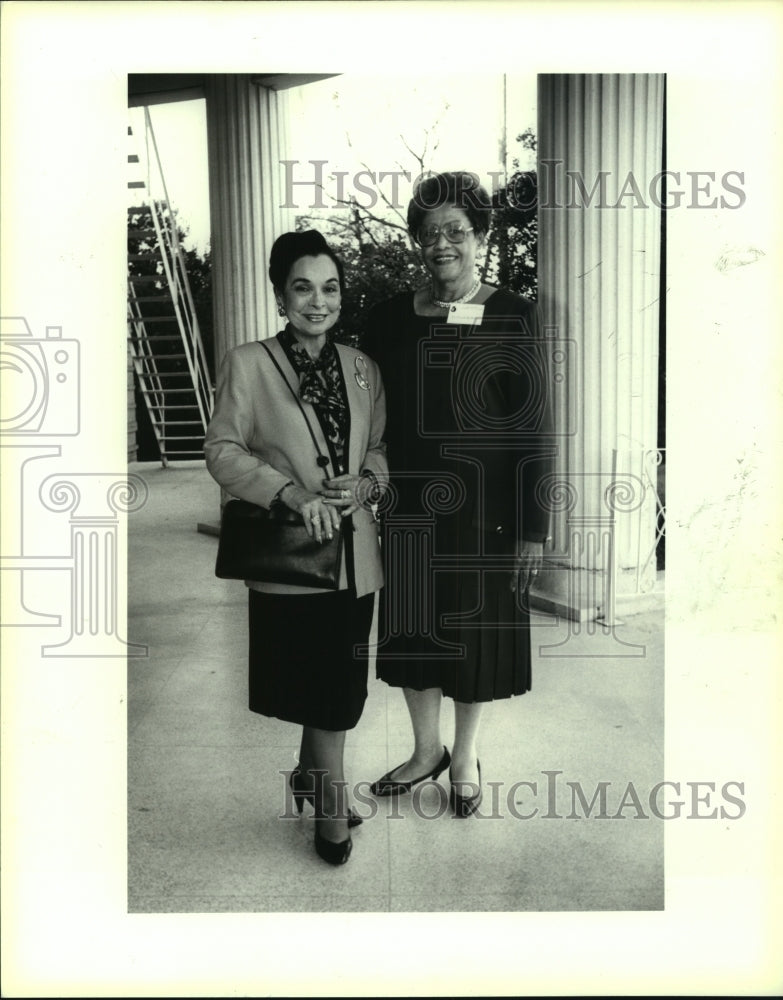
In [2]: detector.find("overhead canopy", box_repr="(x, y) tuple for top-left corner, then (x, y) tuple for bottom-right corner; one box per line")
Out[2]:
(128, 73), (338, 107)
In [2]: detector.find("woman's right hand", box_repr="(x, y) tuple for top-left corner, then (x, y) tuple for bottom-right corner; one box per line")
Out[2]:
(279, 484), (341, 543)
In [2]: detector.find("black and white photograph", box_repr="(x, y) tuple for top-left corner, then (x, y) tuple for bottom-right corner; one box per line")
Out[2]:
(125, 69), (667, 912)
(1, 2), (781, 997)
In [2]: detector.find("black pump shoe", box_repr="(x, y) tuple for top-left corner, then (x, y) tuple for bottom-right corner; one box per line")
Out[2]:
(450, 760), (482, 818)
(370, 746), (451, 797)
(289, 768), (363, 827)
(314, 822), (352, 866)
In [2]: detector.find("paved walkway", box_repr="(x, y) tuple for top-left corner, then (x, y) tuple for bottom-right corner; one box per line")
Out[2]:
(128, 461), (663, 913)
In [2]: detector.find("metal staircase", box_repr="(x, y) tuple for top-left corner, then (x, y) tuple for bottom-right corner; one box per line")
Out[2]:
(127, 107), (213, 466)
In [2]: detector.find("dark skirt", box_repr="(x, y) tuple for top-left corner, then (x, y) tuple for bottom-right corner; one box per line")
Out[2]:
(374, 566), (532, 703)
(248, 588), (375, 732)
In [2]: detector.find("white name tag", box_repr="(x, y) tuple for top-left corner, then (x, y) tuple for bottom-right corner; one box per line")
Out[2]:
(445, 303), (485, 325)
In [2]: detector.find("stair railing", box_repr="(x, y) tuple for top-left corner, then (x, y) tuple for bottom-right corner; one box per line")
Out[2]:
(139, 106), (213, 429)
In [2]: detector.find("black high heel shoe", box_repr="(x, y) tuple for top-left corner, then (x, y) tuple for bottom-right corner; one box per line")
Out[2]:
(314, 821), (352, 866)
(449, 760), (482, 818)
(289, 768), (363, 827)
(370, 746), (451, 797)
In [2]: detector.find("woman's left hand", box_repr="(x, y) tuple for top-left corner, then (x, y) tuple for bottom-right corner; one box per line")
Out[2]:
(321, 474), (367, 517)
(511, 540), (544, 593)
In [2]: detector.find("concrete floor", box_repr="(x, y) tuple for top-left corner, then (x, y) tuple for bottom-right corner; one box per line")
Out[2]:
(128, 461), (664, 914)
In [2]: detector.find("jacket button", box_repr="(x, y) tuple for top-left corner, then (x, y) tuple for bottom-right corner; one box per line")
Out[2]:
(495, 525), (504, 534)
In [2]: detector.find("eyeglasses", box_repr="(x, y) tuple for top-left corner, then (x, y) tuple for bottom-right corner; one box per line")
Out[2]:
(415, 223), (474, 247)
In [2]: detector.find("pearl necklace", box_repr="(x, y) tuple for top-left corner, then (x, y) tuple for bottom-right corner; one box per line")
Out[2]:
(430, 276), (482, 309)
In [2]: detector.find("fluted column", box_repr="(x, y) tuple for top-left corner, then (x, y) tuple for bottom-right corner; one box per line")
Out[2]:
(204, 76), (292, 366)
(536, 74), (664, 618)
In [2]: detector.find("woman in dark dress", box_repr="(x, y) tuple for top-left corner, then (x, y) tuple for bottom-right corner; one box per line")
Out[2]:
(205, 230), (387, 864)
(362, 172), (553, 817)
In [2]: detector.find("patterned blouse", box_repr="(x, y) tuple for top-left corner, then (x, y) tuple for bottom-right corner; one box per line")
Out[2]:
(278, 326), (349, 475)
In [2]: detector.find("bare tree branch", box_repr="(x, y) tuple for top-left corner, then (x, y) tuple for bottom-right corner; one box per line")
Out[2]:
(298, 101), (460, 252)
(399, 133), (426, 174)
(352, 158), (409, 228)
(331, 195), (410, 236)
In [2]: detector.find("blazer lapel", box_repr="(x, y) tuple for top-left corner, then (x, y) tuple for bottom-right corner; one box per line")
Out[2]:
(263, 335), (334, 467)
(339, 345), (374, 474)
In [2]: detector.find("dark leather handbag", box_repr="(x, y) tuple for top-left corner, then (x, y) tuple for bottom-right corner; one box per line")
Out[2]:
(214, 340), (344, 589)
(215, 498), (344, 588)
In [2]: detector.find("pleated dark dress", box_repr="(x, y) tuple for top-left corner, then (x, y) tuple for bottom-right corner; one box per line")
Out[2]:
(362, 289), (553, 704)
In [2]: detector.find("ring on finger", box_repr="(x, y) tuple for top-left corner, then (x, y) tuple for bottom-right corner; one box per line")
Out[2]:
(341, 489), (350, 499)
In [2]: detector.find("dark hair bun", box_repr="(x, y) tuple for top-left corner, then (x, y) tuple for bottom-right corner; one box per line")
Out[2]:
(268, 230), (341, 290)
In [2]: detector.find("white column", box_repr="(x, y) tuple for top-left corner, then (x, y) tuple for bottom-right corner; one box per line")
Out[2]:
(536, 73), (664, 619)
(204, 76), (292, 365)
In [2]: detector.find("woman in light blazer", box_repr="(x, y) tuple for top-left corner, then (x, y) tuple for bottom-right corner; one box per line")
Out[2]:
(205, 230), (387, 866)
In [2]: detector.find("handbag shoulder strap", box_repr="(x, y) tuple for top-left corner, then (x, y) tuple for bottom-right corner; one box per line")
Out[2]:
(259, 339), (332, 474)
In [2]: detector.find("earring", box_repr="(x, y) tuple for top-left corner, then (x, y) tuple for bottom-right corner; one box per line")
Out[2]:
(277, 304), (286, 317)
